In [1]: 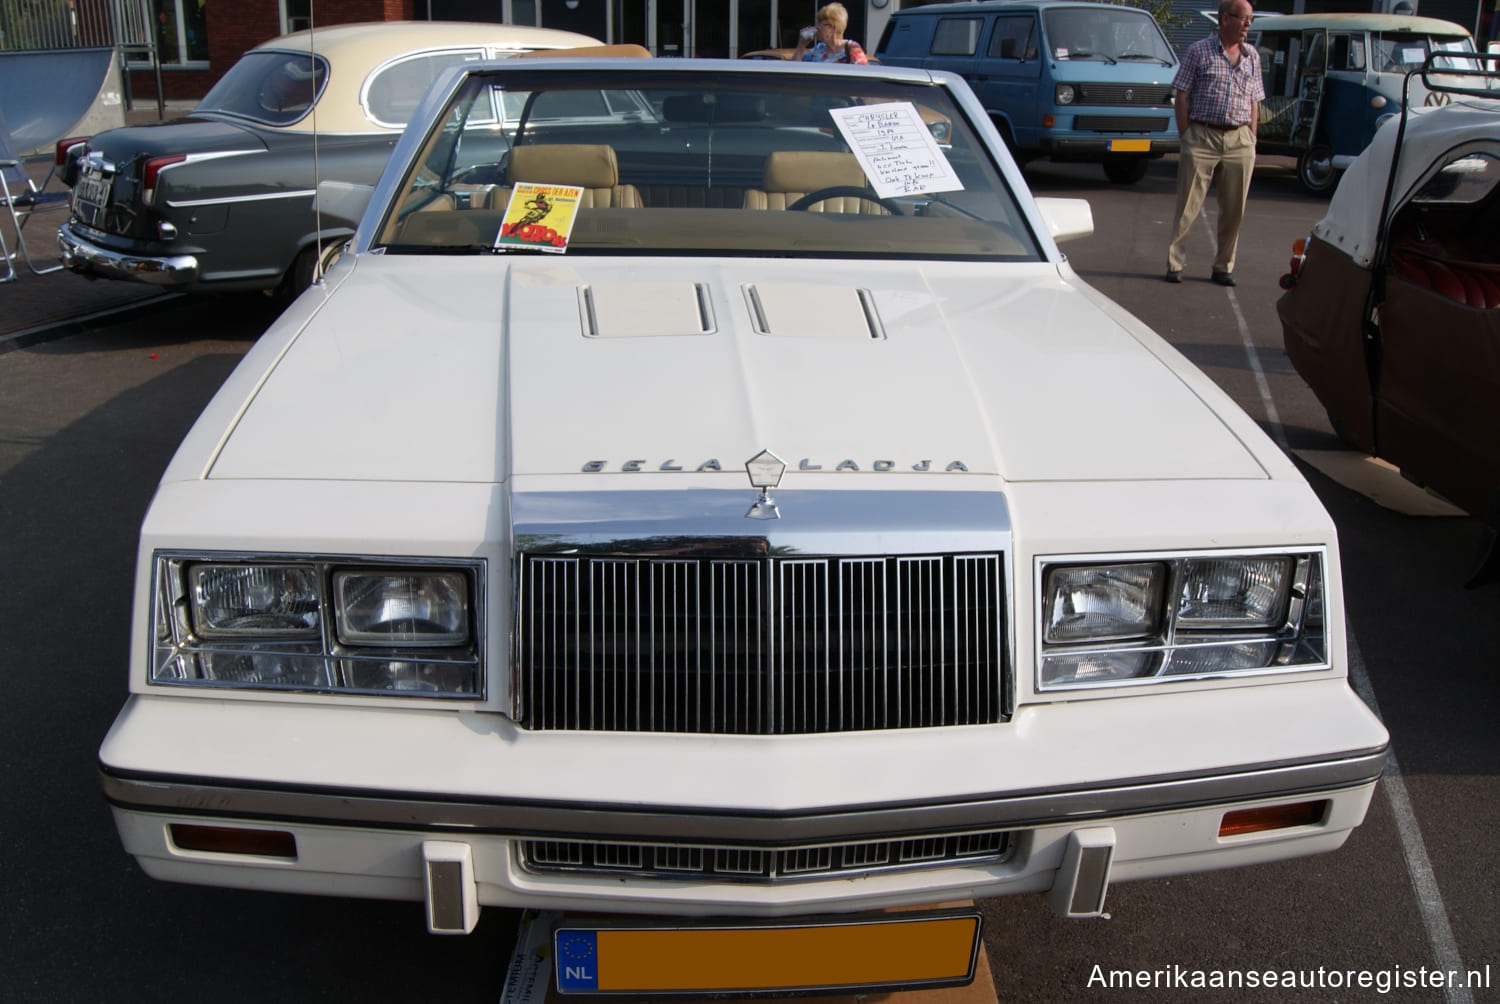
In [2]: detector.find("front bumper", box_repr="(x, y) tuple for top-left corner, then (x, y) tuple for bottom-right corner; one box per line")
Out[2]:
(99, 684), (1388, 924)
(57, 222), (199, 286)
(1040, 135), (1179, 156)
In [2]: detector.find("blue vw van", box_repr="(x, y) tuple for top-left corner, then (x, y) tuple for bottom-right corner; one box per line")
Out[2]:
(1250, 13), (1481, 194)
(875, 0), (1179, 183)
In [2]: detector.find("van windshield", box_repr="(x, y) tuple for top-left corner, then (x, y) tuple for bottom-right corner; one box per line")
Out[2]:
(1042, 8), (1175, 64)
(1372, 33), (1475, 72)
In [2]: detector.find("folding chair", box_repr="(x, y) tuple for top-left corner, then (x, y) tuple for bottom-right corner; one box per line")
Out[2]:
(0, 105), (71, 282)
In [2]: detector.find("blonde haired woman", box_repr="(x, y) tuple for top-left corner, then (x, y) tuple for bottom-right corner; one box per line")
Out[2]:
(793, 2), (869, 64)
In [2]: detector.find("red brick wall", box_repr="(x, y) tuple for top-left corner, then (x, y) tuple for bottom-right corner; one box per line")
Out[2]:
(129, 0), (414, 102)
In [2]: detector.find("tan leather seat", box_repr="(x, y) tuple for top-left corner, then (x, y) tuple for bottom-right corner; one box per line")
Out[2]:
(497, 144), (642, 209)
(743, 151), (889, 215)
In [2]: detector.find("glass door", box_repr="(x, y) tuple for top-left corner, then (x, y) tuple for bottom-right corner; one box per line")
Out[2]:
(657, 0), (732, 57)
(694, 0), (731, 57)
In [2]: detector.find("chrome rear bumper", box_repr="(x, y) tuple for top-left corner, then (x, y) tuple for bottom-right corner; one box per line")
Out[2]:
(57, 223), (198, 286)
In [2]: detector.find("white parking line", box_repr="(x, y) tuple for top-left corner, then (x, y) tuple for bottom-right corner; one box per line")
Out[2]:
(1214, 224), (1474, 1001)
(1224, 287), (1288, 451)
(1347, 636), (1473, 1004)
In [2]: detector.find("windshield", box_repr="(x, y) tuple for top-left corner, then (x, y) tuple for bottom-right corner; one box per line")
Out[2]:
(196, 50), (329, 126)
(376, 68), (1041, 261)
(1373, 33), (1476, 72)
(1041, 8), (1175, 63)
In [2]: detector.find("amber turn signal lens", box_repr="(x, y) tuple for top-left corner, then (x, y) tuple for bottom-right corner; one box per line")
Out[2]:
(1219, 800), (1327, 838)
(169, 823), (297, 859)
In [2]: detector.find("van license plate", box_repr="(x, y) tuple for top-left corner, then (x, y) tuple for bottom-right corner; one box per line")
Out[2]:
(1109, 139), (1151, 152)
(553, 910), (982, 996)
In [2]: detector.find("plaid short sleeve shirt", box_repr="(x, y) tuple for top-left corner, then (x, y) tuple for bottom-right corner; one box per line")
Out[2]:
(1172, 35), (1264, 127)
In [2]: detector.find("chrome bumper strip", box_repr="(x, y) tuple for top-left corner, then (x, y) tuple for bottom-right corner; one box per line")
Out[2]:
(57, 223), (199, 286)
(100, 745), (1387, 843)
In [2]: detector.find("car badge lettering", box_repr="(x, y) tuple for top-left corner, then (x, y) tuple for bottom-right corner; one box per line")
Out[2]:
(581, 458), (968, 473)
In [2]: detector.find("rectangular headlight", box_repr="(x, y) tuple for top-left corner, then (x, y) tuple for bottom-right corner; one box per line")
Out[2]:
(1177, 557), (1291, 629)
(334, 570), (469, 646)
(190, 564), (321, 638)
(1037, 551), (1329, 692)
(151, 554), (483, 698)
(1043, 563), (1164, 644)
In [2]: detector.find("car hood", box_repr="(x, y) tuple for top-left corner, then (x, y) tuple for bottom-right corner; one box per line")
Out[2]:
(83, 116), (267, 163)
(204, 255), (1267, 484)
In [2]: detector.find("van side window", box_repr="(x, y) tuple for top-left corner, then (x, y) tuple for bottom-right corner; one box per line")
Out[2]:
(1302, 32), (1327, 74)
(1330, 33), (1364, 71)
(932, 17), (983, 56)
(988, 16), (1037, 61)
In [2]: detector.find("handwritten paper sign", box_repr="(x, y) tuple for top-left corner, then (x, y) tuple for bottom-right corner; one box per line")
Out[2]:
(828, 102), (965, 201)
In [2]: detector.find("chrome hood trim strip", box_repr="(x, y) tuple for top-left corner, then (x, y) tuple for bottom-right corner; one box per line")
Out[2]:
(513, 489), (1013, 557)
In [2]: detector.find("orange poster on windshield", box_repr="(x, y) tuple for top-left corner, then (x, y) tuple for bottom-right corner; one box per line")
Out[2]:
(496, 183), (583, 253)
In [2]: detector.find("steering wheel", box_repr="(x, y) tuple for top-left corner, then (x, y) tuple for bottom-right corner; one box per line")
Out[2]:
(786, 186), (904, 215)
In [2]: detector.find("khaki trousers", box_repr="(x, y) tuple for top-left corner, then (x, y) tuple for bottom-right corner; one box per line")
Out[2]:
(1166, 122), (1256, 275)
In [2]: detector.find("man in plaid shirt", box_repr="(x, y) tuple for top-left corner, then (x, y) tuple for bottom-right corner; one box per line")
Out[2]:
(1165, 0), (1263, 286)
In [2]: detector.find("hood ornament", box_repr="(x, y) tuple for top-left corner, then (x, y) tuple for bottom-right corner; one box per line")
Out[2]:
(745, 449), (786, 520)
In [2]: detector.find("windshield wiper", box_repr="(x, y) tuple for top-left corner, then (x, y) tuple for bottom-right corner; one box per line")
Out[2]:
(1065, 49), (1117, 64)
(919, 192), (987, 221)
(1117, 52), (1172, 64)
(382, 243), (502, 255)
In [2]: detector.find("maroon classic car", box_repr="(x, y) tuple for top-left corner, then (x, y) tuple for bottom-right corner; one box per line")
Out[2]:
(1277, 57), (1500, 580)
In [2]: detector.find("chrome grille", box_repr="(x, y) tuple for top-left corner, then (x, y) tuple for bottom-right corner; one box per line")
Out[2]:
(1075, 83), (1174, 106)
(519, 831), (1010, 883)
(516, 552), (1005, 734)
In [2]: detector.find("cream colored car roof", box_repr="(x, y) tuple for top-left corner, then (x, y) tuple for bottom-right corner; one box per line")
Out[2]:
(233, 21), (603, 134)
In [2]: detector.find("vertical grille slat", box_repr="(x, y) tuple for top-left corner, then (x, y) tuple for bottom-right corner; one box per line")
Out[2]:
(518, 552), (1004, 734)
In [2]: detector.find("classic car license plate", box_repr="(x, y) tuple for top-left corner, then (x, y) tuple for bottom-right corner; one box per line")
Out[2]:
(73, 170), (111, 212)
(553, 910), (982, 996)
(1109, 138), (1151, 152)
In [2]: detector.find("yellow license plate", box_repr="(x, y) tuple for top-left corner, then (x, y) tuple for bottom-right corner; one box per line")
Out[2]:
(553, 910), (982, 996)
(1109, 138), (1151, 152)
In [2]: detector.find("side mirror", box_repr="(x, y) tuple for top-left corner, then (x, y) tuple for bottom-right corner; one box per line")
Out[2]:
(1033, 197), (1094, 243)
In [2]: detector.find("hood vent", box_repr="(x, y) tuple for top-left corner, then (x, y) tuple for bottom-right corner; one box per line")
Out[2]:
(743, 283), (885, 340)
(578, 282), (715, 338)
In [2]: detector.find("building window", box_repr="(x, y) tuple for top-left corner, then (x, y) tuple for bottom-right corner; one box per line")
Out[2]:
(129, 0), (209, 66)
(282, 0), (311, 35)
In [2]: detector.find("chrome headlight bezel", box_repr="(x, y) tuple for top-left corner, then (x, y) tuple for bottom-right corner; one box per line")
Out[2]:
(150, 551), (486, 699)
(1035, 548), (1329, 692)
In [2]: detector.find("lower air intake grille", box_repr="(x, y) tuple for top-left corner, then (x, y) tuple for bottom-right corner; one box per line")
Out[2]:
(1072, 115), (1170, 133)
(520, 831), (1011, 883)
(516, 552), (1005, 734)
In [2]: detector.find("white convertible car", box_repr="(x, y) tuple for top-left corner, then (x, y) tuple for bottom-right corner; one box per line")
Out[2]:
(99, 54), (1386, 974)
